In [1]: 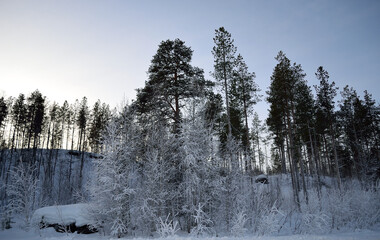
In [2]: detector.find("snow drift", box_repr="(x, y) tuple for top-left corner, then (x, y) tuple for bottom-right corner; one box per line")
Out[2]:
(31, 203), (95, 233)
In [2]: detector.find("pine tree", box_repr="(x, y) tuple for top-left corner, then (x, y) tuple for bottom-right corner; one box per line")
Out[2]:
(135, 39), (208, 135)
(0, 97), (8, 145)
(77, 97), (89, 189)
(232, 54), (260, 170)
(337, 86), (361, 178)
(59, 100), (69, 149)
(25, 90), (45, 160)
(89, 100), (110, 153)
(204, 92), (223, 127)
(0, 97), (7, 131)
(314, 66), (341, 189)
(266, 51), (304, 207)
(89, 100), (102, 153)
(252, 112), (265, 172)
(212, 27), (237, 136)
(11, 94), (27, 150)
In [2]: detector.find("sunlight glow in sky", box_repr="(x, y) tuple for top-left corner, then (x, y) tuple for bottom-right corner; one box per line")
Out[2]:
(1, 0), (379, 119)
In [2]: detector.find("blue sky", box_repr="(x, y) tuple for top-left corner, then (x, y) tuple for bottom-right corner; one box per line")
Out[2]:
(0, 0), (379, 120)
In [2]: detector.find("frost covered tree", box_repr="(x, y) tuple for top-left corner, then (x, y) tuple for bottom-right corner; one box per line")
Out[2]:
(6, 159), (39, 229)
(130, 128), (171, 234)
(179, 101), (214, 233)
(90, 108), (138, 238)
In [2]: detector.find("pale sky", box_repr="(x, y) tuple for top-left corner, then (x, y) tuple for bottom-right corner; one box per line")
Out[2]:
(0, 0), (379, 120)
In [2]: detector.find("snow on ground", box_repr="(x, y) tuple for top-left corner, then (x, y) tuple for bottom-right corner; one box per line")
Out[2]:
(1, 228), (380, 240)
(31, 204), (91, 227)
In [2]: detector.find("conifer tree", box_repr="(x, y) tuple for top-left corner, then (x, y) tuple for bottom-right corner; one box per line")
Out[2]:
(26, 90), (45, 160)
(135, 39), (208, 135)
(0, 97), (7, 131)
(59, 100), (69, 149)
(266, 51), (304, 207)
(232, 54), (260, 170)
(314, 66), (341, 189)
(10, 94), (26, 150)
(0, 97), (8, 145)
(212, 27), (237, 136)
(77, 97), (89, 189)
(89, 100), (111, 153)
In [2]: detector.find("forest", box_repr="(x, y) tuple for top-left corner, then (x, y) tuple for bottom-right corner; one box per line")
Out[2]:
(0, 27), (379, 238)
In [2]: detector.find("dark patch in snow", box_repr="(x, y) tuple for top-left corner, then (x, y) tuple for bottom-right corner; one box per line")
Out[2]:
(68, 150), (80, 156)
(255, 174), (269, 184)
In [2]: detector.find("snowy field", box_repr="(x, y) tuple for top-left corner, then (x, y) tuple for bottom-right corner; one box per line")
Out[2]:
(1, 228), (380, 240)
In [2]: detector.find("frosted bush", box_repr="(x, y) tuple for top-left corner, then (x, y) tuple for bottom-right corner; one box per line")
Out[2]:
(111, 217), (127, 238)
(191, 203), (213, 236)
(325, 183), (380, 231)
(156, 214), (179, 237)
(344, 187), (380, 229)
(298, 190), (330, 234)
(256, 204), (284, 236)
(231, 210), (248, 236)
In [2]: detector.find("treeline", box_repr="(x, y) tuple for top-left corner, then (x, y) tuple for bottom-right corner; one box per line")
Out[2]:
(0, 93), (111, 155)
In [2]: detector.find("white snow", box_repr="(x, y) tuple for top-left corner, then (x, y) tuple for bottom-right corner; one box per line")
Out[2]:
(1, 228), (380, 240)
(31, 203), (92, 227)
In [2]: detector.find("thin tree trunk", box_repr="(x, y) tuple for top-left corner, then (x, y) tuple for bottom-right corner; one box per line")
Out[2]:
(222, 54), (232, 136)
(330, 124), (342, 190)
(308, 124), (321, 199)
(298, 144), (309, 204)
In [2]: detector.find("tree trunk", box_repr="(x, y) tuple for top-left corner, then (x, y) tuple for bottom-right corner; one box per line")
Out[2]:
(330, 124), (342, 190)
(222, 54), (232, 136)
(308, 124), (321, 199)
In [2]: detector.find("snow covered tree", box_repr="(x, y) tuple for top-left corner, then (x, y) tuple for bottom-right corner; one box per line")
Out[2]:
(90, 107), (138, 237)
(6, 159), (39, 229)
(179, 100), (214, 233)
(130, 123), (174, 235)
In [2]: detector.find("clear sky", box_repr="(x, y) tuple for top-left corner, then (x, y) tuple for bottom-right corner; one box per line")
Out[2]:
(1, 0), (379, 120)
